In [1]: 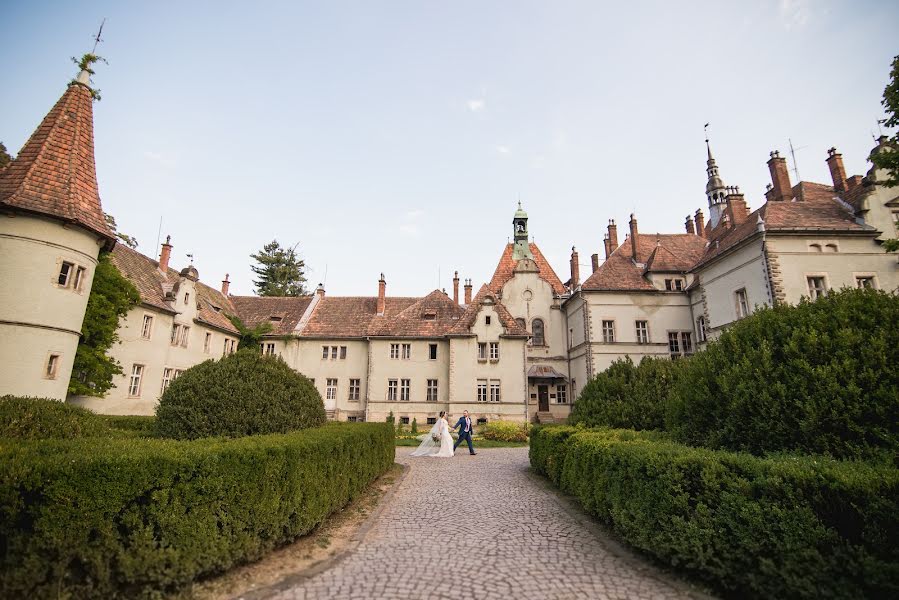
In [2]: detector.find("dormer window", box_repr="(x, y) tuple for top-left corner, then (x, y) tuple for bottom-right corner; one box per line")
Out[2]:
(664, 279), (684, 291)
(211, 305), (222, 313)
(421, 311), (437, 320)
(485, 316), (491, 325)
(270, 315), (283, 322)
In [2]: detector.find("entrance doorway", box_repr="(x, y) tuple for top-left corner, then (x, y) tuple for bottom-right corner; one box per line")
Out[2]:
(538, 385), (549, 412)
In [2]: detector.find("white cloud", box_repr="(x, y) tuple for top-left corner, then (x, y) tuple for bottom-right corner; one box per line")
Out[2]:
(466, 99), (485, 112)
(779, 0), (810, 29)
(495, 145), (511, 154)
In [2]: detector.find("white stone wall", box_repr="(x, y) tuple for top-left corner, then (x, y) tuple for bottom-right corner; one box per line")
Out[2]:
(694, 238), (770, 336)
(0, 214), (103, 400)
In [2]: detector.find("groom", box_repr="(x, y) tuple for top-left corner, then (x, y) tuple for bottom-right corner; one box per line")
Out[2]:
(453, 410), (477, 455)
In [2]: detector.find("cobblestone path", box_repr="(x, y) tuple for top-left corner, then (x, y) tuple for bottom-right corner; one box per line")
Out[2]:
(270, 447), (711, 600)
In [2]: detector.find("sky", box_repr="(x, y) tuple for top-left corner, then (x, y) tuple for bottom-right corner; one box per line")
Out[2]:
(2, 1), (897, 297)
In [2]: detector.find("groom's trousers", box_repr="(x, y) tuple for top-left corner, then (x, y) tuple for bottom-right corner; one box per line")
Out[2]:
(454, 430), (475, 454)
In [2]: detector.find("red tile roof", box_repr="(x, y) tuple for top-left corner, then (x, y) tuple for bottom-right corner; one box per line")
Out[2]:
(110, 245), (239, 334)
(581, 233), (706, 292)
(229, 296), (314, 336)
(367, 290), (466, 337)
(451, 285), (529, 336)
(0, 81), (114, 245)
(299, 296), (420, 338)
(488, 243), (567, 296)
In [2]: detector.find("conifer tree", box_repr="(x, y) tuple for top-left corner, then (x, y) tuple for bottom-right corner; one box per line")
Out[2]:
(0, 142), (11, 169)
(250, 240), (308, 296)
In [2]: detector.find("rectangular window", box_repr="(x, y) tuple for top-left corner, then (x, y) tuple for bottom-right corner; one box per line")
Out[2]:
(806, 277), (827, 300)
(681, 332), (694, 356)
(322, 345), (329, 359)
(856, 276), (875, 289)
(556, 384), (568, 404)
(387, 379), (398, 401)
(161, 367), (174, 394)
(170, 324), (181, 346)
(58, 261), (74, 287)
(73, 266), (87, 291)
(348, 379), (360, 401)
(128, 364), (144, 397)
(696, 316), (707, 343)
(427, 417), (437, 425)
(340, 346), (347, 359)
(402, 343), (411, 360)
(390, 343), (400, 359)
(426, 379), (438, 402)
(668, 332), (681, 358)
(486, 316), (492, 325)
(224, 339), (230, 356)
(331, 346), (338, 360)
(490, 381), (501, 403)
(184, 292), (190, 305)
(204, 332), (211, 353)
(635, 320), (649, 344)
(735, 288), (750, 319)
(141, 315), (154, 339)
(665, 278), (673, 291)
(489, 342), (499, 360)
(477, 342), (487, 360)
(400, 378), (411, 401)
(180, 326), (190, 348)
(400, 416), (410, 425)
(265, 343), (276, 355)
(477, 380), (488, 402)
(229, 339), (236, 354)
(45, 354), (60, 379)
(429, 343), (438, 360)
(347, 416), (358, 422)
(674, 279), (684, 291)
(326, 378), (337, 401)
(602, 320), (615, 343)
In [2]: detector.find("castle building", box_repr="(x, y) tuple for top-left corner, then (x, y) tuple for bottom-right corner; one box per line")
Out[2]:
(5, 67), (898, 422)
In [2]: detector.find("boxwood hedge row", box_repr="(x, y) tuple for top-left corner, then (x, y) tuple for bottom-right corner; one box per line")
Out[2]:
(0, 422), (394, 599)
(530, 426), (898, 599)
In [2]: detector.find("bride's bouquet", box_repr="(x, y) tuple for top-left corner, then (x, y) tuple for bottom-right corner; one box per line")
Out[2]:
(431, 433), (441, 442)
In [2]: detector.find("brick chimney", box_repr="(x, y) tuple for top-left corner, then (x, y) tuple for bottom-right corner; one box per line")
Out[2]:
(158, 235), (172, 273)
(826, 147), (847, 193)
(220, 273), (230, 296)
(725, 189), (748, 227)
(377, 273), (386, 315)
(628, 214), (639, 260)
(591, 253), (599, 272)
(603, 235), (611, 259)
(569, 247), (580, 288)
(315, 283), (325, 298)
(464, 278), (472, 304)
(607, 219), (618, 250)
(453, 271), (460, 304)
(767, 150), (792, 201)
(685, 215), (695, 235)
(694, 209), (705, 238)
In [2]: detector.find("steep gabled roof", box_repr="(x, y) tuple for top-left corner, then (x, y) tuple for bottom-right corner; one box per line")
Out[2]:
(367, 289), (465, 337)
(488, 243), (566, 296)
(110, 244), (238, 334)
(0, 78), (114, 245)
(581, 233), (705, 292)
(451, 284), (529, 336)
(229, 296), (314, 336)
(299, 296), (419, 338)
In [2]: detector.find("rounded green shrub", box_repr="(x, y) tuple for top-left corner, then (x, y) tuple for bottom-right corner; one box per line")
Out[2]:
(568, 356), (679, 430)
(155, 350), (326, 439)
(666, 288), (899, 460)
(0, 396), (109, 439)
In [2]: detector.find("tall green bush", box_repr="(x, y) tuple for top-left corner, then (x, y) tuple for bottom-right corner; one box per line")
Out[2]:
(155, 350), (325, 440)
(0, 422), (394, 599)
(531, 427), (899, 599)
(666, 288), (899, 460)
(0, 396), (109, 439)
(568, 356), (678, 430)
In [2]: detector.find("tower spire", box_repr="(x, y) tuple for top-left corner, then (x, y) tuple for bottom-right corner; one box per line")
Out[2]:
(511, 202), (533, 260)
(703, 124), (728, 229)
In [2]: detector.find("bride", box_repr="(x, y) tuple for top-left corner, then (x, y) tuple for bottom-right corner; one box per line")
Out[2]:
(410, 411), (455, 457)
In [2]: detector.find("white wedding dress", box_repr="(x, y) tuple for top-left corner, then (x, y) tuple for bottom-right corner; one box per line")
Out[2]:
(410, 417), (454, 457)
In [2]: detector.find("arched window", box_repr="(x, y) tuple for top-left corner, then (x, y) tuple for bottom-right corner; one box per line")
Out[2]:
(532, 318), (545, 346)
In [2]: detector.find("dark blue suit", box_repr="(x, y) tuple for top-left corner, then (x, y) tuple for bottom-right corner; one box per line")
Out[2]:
(453, 416), (476, 454)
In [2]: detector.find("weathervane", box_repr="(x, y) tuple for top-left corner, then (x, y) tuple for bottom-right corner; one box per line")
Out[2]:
(186, 253), (195, 265)
(92, 18), (106, 53)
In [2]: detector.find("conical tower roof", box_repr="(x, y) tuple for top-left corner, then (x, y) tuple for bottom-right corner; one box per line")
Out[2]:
(0, 71), (115, 247)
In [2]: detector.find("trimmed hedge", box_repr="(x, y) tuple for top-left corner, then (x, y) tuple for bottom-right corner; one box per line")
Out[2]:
(481, 420), (529, 442)
(155, 350), (326, 439)
(568, 356), (679, 430)
(667, 288), (899, 460)
(531, 426), (899, 599)
(0, 396), (109, 439)
(0, 422), (394, 599)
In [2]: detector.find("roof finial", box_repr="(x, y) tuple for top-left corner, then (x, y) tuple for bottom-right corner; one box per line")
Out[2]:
(704, 122), (713, 161)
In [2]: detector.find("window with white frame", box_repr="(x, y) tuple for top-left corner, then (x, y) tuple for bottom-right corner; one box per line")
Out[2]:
(141, 315), (154, 339)
(45, 354), (60, 379)
(387, 379), (398, 401)
(225, 339), (230, 356)
(204, 332), (211, 353)
(856, 276), (876, 289)
(401, 343), (411, 360)
(490, 381), (501, 402)
(322, 345), (329, 359)
(532, 318), (545, 346)
(180, 326), (190, 347)
(477, 343), (487, 360)
(331, 345), (338, 360)
(489, 342), (499, 360)
(602, 320), (615, 343)
(664, 278), (684, 291)
(348, 379), (360, 401)
(57, 261), (74, 287)
(668, 332), (680, 358)
(73, 266), (87, 291)
(326, 378), (337, 401)
(128, 364), (144, 397)
(734, 289), (750, 319)
(426, 379), (438, 402)
(681, 332), (693, 356)
(390, 344), (400, 359)
(400, 379), (411, 401)
(806, 276), (828, 300)
(635, 320), (649, 344)
(556, 384), (568, 404)
(477, 379), (488, 402)
(161, 367), (182, 394)
(261, 343), (275, 355)
(696, 316), (707, 343)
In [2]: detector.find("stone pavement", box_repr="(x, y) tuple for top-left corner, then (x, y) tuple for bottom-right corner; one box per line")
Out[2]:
(268, 447), (712, 600)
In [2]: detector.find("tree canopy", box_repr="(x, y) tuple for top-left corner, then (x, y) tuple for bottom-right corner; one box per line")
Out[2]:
(104, 213), (138, 249)
(68, 252), (141, 397)
(871, 55), (899, 252)
(0, 142), (12, 169)
(250, 240), (308, 296)
(227, 315), (274, 350)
